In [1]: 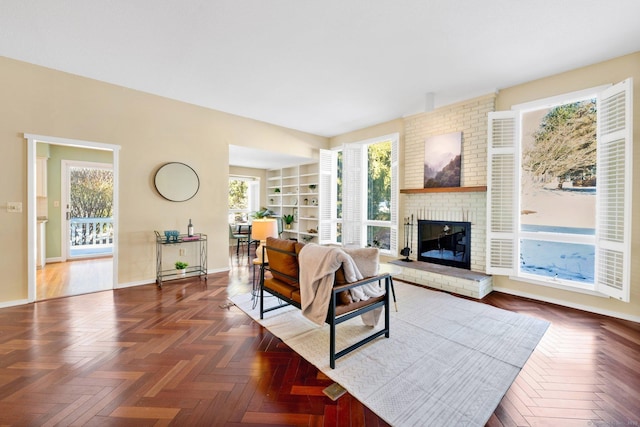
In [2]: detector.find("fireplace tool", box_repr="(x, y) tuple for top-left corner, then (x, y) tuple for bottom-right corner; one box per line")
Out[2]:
(400, 214), (414, 261)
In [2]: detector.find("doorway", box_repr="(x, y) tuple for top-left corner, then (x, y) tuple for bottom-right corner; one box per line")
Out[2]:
(26, 134), (120, 302)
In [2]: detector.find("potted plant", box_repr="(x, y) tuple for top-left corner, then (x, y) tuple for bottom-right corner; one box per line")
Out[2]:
(175, 261), (188, 276)
(252, 207), (275, 219)
(283, 214), (295, 229)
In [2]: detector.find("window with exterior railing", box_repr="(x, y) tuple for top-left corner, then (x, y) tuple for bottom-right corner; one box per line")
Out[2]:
(68, 165), (114, 256)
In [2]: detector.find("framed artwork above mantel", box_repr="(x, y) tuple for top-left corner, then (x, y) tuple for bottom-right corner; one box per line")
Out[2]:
(424, 132), (462, 188)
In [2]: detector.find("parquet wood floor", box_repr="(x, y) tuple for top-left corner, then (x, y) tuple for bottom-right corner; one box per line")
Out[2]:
(1, 253), (638, 426)
(36, 257), (113, 301)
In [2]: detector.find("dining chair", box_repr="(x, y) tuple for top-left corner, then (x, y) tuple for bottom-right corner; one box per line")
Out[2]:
(231, 223), (259, 260)
(229, 224), (248, 258)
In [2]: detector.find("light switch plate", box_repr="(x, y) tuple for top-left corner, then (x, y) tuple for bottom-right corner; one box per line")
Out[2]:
(7, 202), (22, 213)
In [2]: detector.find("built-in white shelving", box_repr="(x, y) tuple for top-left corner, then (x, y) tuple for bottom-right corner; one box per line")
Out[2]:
(266, 163), (319, 243)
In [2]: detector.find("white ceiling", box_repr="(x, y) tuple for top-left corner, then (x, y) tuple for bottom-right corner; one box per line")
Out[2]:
(2, 1), (640, 167)
(228, 145), (315, 169)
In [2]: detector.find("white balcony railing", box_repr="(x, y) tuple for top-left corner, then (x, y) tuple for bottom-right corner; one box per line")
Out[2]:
(70, 217), (113, 256)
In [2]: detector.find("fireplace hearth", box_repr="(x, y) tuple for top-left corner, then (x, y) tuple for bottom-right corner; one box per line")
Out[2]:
(417, 220), (471, 270)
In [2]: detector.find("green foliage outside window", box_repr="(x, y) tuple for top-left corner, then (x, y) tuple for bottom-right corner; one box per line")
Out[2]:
(523, 100), (597, 189)
(70, 167), (113, 218)
(367, 141), (391, 221)
(228, 179), (248, 210)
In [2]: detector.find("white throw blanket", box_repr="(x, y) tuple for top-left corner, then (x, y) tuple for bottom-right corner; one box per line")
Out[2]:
(341, 247), (386, 303)
(298, 244), (385, 326)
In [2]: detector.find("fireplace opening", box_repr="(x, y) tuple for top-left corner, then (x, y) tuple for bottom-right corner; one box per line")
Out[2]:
(417, 220), (471, 270)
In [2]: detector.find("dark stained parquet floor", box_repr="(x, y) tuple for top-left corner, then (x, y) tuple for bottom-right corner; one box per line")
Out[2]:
(0, 250), (639, 426)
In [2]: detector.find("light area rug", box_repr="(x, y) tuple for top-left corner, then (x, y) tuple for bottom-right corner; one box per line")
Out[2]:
(231, 281), (549, 426)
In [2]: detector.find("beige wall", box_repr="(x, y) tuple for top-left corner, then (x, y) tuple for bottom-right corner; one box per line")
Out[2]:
(329, 118), (404, 148)
(0, 56), (327, 304)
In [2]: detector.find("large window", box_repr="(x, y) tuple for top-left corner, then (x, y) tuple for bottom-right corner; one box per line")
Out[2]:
(519, 98), (597, 284)
(487, 79), (632, 301)
(366, 140), (393, 249)
(320, 135), (398, 255)
(228, 176), (259, 223)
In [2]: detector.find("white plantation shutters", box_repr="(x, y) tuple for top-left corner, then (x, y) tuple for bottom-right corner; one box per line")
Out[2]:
(318, 149), (337, 244)
(389, 138), (399, 254)
(486, 111), (519, 275)
(342, 143), (364, 247)
(595, 79), (633, 301)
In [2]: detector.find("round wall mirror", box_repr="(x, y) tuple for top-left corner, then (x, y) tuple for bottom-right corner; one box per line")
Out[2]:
(154, 162), (200, 202)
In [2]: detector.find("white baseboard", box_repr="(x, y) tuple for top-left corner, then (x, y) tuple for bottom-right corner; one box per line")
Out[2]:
(115, 267), (230, 289)
(492, 286), (640, 323)
(115, 280), (152, 289)
(0, 298), (31, 308)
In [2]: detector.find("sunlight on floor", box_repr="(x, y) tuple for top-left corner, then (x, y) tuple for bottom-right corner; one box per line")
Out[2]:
(36, 257), (113, 300)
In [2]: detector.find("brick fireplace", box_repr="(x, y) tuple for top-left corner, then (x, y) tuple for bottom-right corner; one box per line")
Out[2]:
(392, 93), (496, 298)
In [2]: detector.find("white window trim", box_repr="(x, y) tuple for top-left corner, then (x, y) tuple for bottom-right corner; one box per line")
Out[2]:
(511, 85), (610, 112)
(507, 274), (609, 298)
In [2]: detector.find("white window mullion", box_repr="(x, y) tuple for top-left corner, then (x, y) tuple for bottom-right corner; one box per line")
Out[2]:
(595, 78), (633, 301)
(486, 111), (519, 275)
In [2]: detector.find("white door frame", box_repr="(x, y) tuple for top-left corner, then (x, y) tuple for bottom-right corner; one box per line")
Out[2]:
(61, 160), (114, 261)
(25, 133), (120, 303)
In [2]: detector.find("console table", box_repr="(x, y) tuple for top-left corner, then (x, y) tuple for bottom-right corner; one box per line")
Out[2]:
(154, 231), (208, 287)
